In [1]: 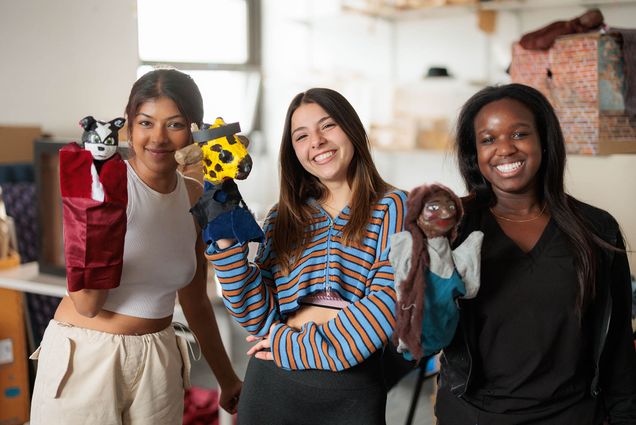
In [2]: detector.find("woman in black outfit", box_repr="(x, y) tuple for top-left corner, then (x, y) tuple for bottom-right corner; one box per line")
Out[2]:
(436, 83), (636, 424)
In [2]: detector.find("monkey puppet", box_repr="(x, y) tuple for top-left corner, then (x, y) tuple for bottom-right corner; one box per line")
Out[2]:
(175, 118), (264, 246)
(59, 116), (127, 292)
(389, 183), (483, 362)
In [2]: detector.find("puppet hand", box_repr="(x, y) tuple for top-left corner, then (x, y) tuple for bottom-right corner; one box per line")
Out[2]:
(218, 378), (242, 414)
(175, 143), (204, 166)
(245, 324), (276, 361)
(451, 231), (484, 299)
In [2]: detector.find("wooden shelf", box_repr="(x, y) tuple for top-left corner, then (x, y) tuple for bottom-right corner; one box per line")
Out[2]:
(342, 0), (636, 20)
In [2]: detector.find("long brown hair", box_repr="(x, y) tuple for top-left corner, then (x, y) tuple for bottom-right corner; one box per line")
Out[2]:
(394, 183), (463, 362)
(274, 88), (390, 274)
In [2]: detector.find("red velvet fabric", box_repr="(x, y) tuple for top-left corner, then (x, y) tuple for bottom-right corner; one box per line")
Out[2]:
(59, 143), (127, 292)
(183, 387), (221, 425)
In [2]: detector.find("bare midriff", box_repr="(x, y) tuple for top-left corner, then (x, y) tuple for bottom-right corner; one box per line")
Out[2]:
(53, 296), (173, 335)
(285, 304), (340, 330)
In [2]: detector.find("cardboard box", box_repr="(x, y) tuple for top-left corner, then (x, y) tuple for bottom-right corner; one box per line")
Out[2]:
(0, 126), (42, 164)
(0, 288), (30, 425)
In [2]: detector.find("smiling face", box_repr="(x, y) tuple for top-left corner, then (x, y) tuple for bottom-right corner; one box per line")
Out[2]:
(129, 96), (191, 182)
(290, 102), (354, 187)
(474, 98), (542, 198)
(417, 191), (458, 238)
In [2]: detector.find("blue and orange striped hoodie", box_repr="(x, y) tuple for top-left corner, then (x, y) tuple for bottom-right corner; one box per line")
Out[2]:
(206, 190), (407, 371)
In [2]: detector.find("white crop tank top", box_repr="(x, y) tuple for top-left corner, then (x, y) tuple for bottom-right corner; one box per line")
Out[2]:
(101, 161), (198, 319)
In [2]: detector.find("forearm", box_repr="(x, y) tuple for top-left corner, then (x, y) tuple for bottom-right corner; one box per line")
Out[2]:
(207, 243), (280, 335)
(270, 283), (396, 371)
(182, 297), (239, 388)
(68, 288), (109, 317)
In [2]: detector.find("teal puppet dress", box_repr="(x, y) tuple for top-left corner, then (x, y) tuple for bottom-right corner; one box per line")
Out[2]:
(389, 231), (483, 359)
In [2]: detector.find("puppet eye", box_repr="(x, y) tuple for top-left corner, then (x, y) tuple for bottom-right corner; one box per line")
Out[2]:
(87, 133), (100, 144)
(448, 204), (456, 210)
(103, 137), (116, 146)
(426, 204), (440, 212)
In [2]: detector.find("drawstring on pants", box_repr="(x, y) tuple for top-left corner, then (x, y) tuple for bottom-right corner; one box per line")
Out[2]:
(172, 322), (202, 361)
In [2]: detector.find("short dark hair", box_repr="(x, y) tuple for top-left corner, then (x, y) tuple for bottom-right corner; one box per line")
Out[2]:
(125, 68), (204, 137)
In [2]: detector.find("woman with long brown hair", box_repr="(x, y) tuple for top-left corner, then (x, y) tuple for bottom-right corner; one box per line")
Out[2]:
(206, 88), (407, 424)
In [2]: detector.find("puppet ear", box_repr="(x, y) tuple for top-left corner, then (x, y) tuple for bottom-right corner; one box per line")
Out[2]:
(79, 116), (96, 130)
(237, 135), (250, 148)
(111, 118), (125, 129)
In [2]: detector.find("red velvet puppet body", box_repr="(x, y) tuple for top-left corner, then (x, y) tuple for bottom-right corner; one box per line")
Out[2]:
(60, 116), (127, 292)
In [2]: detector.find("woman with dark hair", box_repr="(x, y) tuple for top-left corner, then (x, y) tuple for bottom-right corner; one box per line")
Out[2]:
(30, 68), (241, 424)
(436, 83), (636, 424)
(206, 88), (407, 424)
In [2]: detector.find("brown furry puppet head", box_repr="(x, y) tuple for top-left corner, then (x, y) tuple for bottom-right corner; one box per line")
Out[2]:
(393, 183), (463, 362)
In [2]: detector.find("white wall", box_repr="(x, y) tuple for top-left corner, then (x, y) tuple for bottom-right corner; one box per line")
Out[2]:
(388, 3), (636, 268)
(0, 0), (138, 138)
(0, 0), (634, 268)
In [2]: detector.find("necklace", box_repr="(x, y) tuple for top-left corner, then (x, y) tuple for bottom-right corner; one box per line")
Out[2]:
(490, 203), (547, 223)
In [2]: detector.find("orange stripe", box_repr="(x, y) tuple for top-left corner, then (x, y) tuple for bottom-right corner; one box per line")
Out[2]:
(297, 327), (310, 369)
(286, 329), (297, 369)
(277, 277), (324, 304)
(272, 324), (283, 364)
(334, 318), (364, 364)
(343, 308), (375, 353)
(329, 247), (373, 269)
(356, 301), (386, 341)
(276, 260), (327, 292)
(323, 324), (350, 369)
(309, 326), (322, 369)
(223, 285), (263, 308)
(330, 275), (364, 298)
(329, 262), (367, 283)
(218, 267), (253, 284)
(321, 339), (337, 371)
(365, 294), (395, 339)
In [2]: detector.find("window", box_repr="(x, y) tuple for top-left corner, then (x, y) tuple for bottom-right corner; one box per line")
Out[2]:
(136, 0), (261, 139)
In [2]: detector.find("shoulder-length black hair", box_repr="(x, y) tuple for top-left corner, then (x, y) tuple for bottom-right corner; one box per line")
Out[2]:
(455, 83), (598, 312)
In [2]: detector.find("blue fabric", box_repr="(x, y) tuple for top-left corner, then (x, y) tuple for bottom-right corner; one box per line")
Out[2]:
(202, 206), (264, 245)
(194, 179), (264, 245)
(403, 270), (466, 361)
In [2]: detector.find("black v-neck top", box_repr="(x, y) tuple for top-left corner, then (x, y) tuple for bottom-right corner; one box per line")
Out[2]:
(440, 211), (601, 424)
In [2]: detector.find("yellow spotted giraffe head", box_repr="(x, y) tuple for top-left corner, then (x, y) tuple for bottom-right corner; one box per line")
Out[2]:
(192, 118), (252, 184)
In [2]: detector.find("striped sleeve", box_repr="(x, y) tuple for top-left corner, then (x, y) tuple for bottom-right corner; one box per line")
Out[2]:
(205, 209), (281, 336)
(270, 191), (407, 371)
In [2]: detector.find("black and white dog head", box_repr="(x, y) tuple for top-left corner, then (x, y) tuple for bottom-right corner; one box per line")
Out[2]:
(79, 116), (126, 161)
